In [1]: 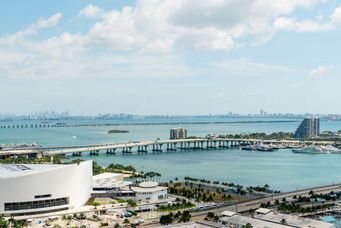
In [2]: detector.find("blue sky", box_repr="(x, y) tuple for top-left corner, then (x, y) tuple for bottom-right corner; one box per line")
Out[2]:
(0, 0), (341, 115)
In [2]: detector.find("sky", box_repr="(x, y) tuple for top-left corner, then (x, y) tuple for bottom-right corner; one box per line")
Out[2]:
(0, 0), (341, 115)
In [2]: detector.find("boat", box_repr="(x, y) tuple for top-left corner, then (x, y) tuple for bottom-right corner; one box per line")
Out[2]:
(241, 145), (255, 151)
(107, 129), (129, 134)
(292, 145), (341, 154)
(270, 144), (285, 150)
(241, 143), (275, 152)
(320, 145), (341, 153)
(255, 143), (275, 152)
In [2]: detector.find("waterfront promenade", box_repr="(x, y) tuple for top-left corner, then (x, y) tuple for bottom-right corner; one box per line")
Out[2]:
(0, 138), (336, 158)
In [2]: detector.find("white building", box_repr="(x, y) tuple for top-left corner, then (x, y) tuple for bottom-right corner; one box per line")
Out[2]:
(131, 181), (168, 202)
(220, 211), (290, 228)
(0, 160), (92, 216)
(219, 209), (335, 228)
(92, 172), (134, 198)
(254, 208), (334, 228)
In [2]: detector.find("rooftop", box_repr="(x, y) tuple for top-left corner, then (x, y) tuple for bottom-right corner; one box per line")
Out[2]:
(131, 182), (167, 193)
(254, 210), (334, 228)
(138, 181), (158, 188)
(220, 215), (290, 228)
(221, 211), (237, 217)
(92, 172), (131, 189)
(0, 163), (66, 178)
(92, 172), (124, 180)
(255, 207), (272, 214)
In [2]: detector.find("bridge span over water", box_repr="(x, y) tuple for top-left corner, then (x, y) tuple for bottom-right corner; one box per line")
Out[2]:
(0, 138), (335, 158)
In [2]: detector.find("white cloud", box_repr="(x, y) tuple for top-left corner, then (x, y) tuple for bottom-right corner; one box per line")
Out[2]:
(274, 17), (334, 32)
(213, 58), (292, 74)
(79, 4), (102, 18)
(0, 13), (62, 45)
(331, 6), (341, 25)
(34, 13), (62, 29)
(79, 0), (333, 52)
(0, 1), (340, 80)
(309, 65), (334, 78)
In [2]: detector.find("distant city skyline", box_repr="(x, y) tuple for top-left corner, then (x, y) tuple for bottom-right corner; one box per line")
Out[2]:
(1, 0), (341, 114)
(1, 109), (341, 120)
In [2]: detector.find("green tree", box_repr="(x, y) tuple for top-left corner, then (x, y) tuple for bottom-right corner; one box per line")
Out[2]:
(160, 214), (173, 225)
(123, 219), (130, 225)
(179, 211), (191, 223)
(0, 216), (8, 228)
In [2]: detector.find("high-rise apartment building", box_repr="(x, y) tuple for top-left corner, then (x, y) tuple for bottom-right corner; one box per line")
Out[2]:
(170, 128), (187, 140)
(294, 117), (320, 139)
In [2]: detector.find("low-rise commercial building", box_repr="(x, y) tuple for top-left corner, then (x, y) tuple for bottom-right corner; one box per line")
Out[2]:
(91, 172), (134, 198)
(131, 181), (168, 202)
(254, 208), (334, 228)
(220, 211), (289, 228)
(220, 209), (334, 228)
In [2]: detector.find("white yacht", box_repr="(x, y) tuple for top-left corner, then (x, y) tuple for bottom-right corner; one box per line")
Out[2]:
(292, 145), (340, 154)
(255, 143), (275, 152)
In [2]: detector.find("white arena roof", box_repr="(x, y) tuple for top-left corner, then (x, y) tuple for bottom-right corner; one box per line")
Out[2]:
(0, 164), (67, 178)
(93, 172), (124, 181)
(92, 172), (131, 188)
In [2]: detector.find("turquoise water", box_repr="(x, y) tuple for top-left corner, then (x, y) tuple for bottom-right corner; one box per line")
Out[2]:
(322, 216), (336, 223)
(77, 148), (341, 192)
(1, 119), (341, 147)
(322, 216), (341, 227)
(0, 118), (305, 146)
(1, 118), (341, 192)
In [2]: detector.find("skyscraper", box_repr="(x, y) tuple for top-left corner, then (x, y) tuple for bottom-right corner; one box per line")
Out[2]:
(294, 117), (320, 139)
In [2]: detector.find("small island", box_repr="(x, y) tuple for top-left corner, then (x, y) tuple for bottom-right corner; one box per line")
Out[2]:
(107, 129), (129, 134)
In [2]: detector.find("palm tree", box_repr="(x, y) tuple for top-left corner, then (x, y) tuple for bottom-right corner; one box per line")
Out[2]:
(248, 209), (255, 217)
(280, 218), (288, 225)
(123, 219), (130, 226)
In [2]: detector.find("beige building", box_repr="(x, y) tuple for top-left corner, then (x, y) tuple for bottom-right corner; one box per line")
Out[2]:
(170, 128), (187, 140)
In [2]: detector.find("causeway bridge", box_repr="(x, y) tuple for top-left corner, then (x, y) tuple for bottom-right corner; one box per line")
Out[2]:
(0, 138), (335, 159)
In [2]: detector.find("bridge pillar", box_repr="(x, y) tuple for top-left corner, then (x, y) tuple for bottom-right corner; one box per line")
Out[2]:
(106, 149), (116, 155)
